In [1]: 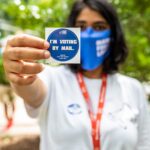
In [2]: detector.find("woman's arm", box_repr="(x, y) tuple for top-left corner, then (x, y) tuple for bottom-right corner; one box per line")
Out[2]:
(11, 77), (47, 108)
(2, 34), (50, 108)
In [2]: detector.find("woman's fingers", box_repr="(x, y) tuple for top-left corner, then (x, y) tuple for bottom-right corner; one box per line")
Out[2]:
(7, 34), (50, 49)
(5, 47), (50, 61)
(7, 72), (37, 86)
(2, 34), (49, 86)
(5, 60), (44, 75)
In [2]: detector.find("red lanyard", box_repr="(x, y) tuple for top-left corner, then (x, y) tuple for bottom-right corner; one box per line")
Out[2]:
(76, 72), (107, 150)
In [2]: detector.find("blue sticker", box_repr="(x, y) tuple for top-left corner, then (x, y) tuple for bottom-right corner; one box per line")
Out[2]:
(47, 28), (79, 62)
(67, 103), (82, 115)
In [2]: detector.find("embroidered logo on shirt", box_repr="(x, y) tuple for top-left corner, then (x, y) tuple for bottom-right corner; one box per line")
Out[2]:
(67, 103), (82, 115)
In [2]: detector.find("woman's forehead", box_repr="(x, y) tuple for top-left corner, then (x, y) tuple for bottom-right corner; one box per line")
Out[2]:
(76, 7), (106, 23)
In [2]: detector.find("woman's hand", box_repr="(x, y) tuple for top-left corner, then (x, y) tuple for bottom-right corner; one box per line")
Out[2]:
(2, 34), (50, 86)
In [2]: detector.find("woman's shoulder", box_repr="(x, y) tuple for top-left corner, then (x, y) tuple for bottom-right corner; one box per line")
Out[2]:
(110, 73), (147, 108)
(110, 73), (144, 93)
(40, 65), (71, 74)
(39, 65), (74, 81)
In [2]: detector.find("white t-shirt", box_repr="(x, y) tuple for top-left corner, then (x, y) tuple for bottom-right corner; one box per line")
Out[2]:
(25, 65), (150, 150)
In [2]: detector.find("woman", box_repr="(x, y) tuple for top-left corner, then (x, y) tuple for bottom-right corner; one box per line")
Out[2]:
(2, 0), (150, 150)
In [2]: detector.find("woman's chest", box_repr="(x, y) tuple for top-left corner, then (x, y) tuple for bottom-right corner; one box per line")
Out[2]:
(46, 76), (139, 149)
(47, 84), (139, 149)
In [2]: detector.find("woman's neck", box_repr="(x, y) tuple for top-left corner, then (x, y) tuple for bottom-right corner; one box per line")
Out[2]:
(82, 66), (103, 79)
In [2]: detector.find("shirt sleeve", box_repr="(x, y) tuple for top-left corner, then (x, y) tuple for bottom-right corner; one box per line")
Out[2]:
(136, 83), (150, 150)
(24, 65), (53, 118)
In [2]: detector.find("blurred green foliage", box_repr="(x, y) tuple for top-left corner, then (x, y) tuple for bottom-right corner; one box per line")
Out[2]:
(111, 0), (150, 81)
(0, 0), (150, 84)
(0, 56), (9, 85)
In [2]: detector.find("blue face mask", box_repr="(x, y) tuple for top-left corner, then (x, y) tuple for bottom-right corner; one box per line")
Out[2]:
(81, 27), (111, 71)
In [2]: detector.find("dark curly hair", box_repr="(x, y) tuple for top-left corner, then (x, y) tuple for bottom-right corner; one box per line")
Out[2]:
(66, 0), (128, 74)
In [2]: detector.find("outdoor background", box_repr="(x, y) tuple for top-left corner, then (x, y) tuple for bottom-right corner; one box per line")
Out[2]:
(0, 0), (150, 150)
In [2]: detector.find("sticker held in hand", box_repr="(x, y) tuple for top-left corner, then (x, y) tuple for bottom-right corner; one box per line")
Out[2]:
(45, 28), (80, 64)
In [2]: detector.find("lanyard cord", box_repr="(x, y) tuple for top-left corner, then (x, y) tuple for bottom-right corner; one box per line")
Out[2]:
(76, 72), (107, 150)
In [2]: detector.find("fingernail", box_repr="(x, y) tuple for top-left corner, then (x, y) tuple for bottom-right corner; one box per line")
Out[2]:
(44, 51), (50, 58)
(44, 41), (50, 49)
